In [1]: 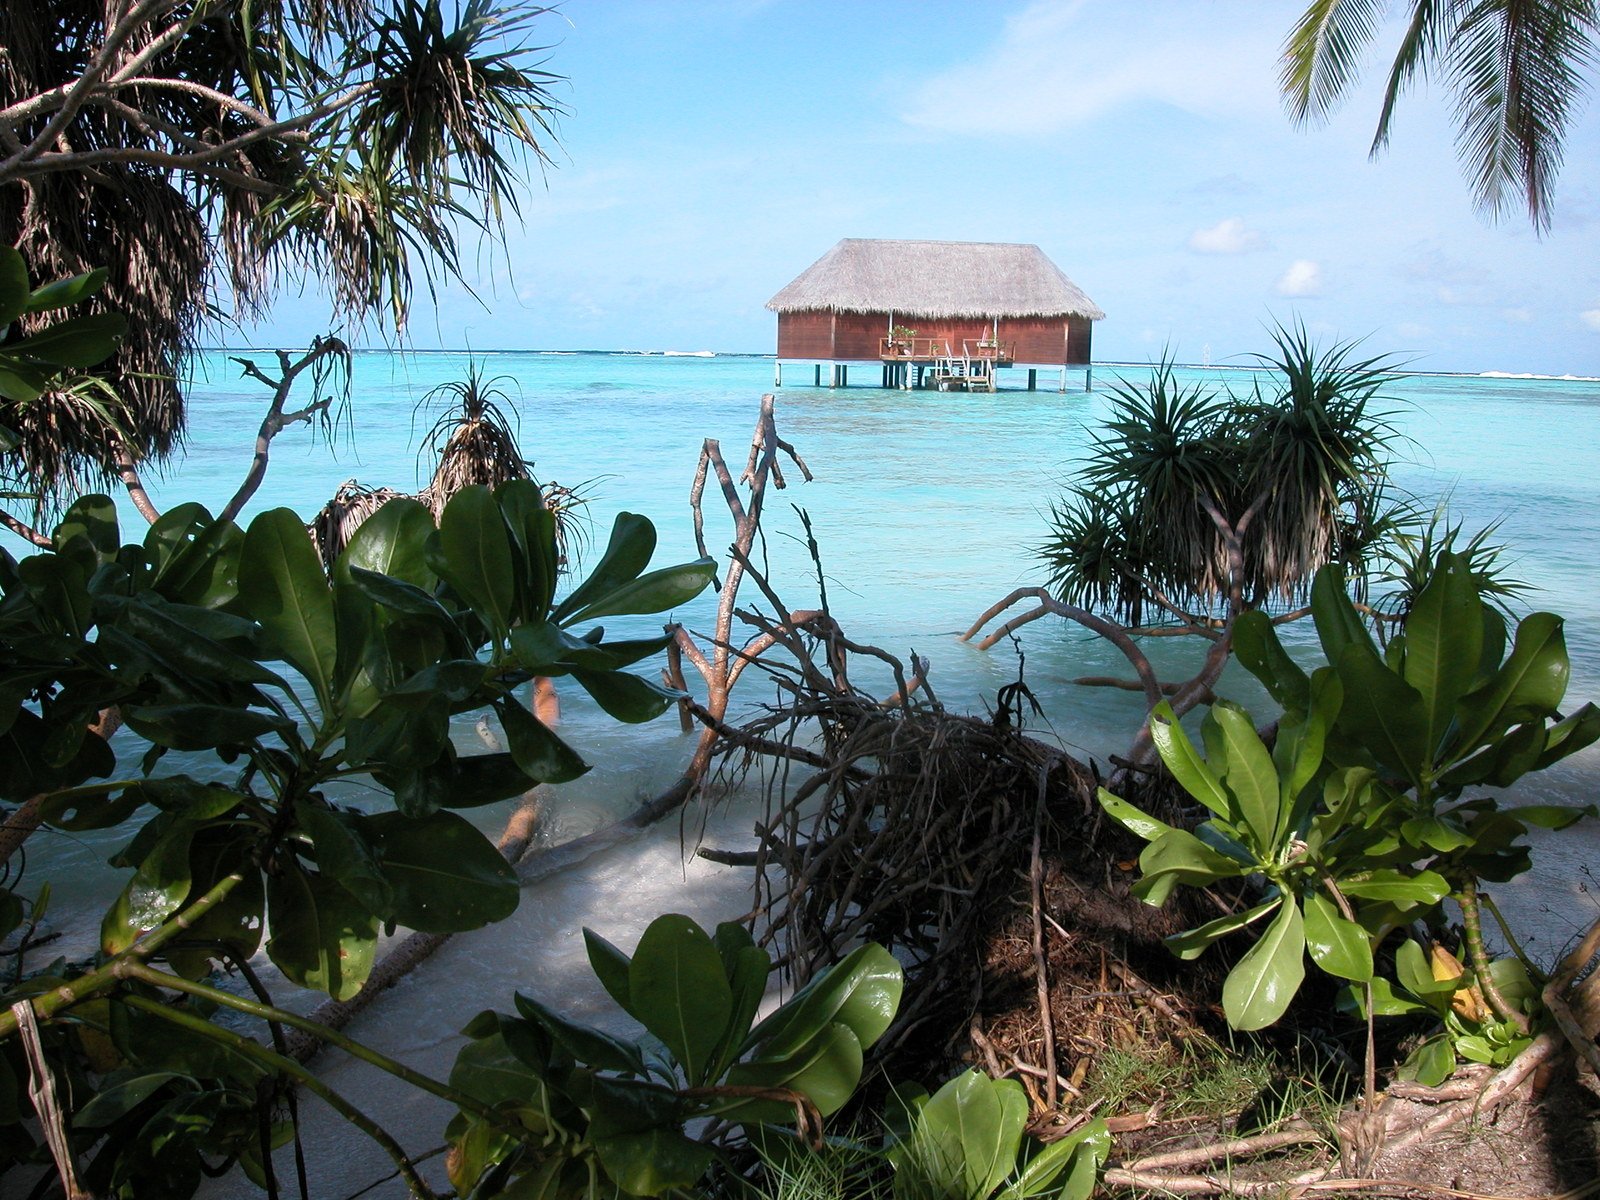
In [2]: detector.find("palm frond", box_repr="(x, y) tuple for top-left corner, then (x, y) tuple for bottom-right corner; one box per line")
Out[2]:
(1372, 0), (1457, 154)
(1281, 0), (1388, 124)
(1447, 0), (1599, 230)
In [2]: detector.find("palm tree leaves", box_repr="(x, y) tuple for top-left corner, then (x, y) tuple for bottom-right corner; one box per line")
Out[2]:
(1281, 0), (1388, 123)
(1038, 328), (1402, 628)
(1279, 0), (1599, 229)
(1448, 0), (1598, 228)
(0, 0), (565, 506)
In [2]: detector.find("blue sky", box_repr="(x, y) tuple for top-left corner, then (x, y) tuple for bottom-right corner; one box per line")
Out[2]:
(263, 1), (1600, 375)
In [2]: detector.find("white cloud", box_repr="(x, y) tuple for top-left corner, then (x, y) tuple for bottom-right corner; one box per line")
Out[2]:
(1501, 307), (1533, 324)
(1582, 308), (1600, 331)
(896, 1), (1281, 136)
(1397, 322), (1430, 340)
(1188, 217), (1266, 255)
(1276, 260), (1323, 297)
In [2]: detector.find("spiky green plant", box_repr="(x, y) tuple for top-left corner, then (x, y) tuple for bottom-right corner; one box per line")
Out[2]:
(1038, 326), (1405, 628)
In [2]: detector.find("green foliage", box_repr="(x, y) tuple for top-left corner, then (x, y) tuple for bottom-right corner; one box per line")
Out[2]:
(1346, 941), (1537, 1087)
(886, 1071), (1109, 1200)
(0, 489), (713, 1195)
(1040, 327), (1402, 627)
(443, 914), (904, 1198)
(0, 248), (129, 510)
(1100, 548), (1596, 1032)
(1279, 0), (1599, 230)
(0, 248), (126, 404)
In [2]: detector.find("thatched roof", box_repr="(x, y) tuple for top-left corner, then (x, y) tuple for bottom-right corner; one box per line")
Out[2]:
(766, 239), (1104, 321)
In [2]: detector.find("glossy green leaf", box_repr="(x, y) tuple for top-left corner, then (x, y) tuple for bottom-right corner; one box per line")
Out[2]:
(240, 508), (338, 709)
(727, 1019), (864, 1118)
(106, 592), (285, 687)
(1302, 891), (1372, 981)
(1402, 551), (1483, 754)
(593, 1126), (713, 1196)
(747, 941), (903, 1059)
(709, 942), (771, 1081)
(570, 666), (683, 723)
(1455, 612), (1570, 753)
(1338, 868), (1449, 904)
(1496, 802), (1595, 830)
(553, 512), (658, 622)
(629, 913), (732, 1087)
(1096, 788), (1175, 843)
(1402, 1034), (1458, 1087)
(513, 992), (647, 1075)
(1147, 702), (1231, 820)
(437, 485), (516, 639)
(100, 819), (197, 954)
(1335, 642), (1429, 788)
(122, 703), (294, 751)
(498, 697), (590, 783)
(1221, 896), (1305, 1030)
(1132, 829), (1250, 904)
(1310, 564), (1374, 665)
(1209, 702), (1280, 851)
(1400, 815), (1474, 852)
(22, 266), (107, 315)
(561, 558), (716, 625)
(1395, 938), (1457, 1000)
(298, 805), (393, 918)
(920, 1070), (1027, 1200)
(366, 810), (518, 932)
(11, 311), (126, 367)
(1536, 703), (1600, 770)
(584, 927), (636, 1012)
(496, 479), (558, 621)
(1008, 1119), (1109, 1200)
(1233, 609), (1311, 713)
(449, 1030), (547, 1109)
(74, 1072), (187, 1129)
(53, 493), (120, 566)
(39, 785), (147, 831)
(1164, 898), (1281, 961)
(266, 866), (378, 1000)
(0, 246), (28, 326)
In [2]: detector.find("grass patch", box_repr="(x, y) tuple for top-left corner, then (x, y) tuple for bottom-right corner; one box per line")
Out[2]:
(1080, 1033), (1350, 1133)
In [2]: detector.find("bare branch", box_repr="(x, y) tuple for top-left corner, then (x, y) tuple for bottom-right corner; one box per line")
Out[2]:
(0, 507), (51, 547)
(113, 443), (162, 524)
(220, 338), (349, 523)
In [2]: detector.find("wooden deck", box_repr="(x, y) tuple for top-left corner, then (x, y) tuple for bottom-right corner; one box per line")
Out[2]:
(879, 337), (1010, 391)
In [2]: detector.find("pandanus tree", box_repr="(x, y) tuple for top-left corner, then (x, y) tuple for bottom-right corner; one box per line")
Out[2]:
(1280, 0), (1599, 230)
(0, 0), (563, 515)
(963, 325), (1409, 766)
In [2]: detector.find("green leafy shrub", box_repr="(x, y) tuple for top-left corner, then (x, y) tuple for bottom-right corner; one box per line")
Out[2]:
(0, 487), (714, 1195)
(444, 914), (904, 1197)
(1099, 549), (1597, 1032)
(886, 1071), (1108, 1200)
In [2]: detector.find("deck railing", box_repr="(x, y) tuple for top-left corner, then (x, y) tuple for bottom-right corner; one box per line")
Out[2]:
(879, 336), (952, 359)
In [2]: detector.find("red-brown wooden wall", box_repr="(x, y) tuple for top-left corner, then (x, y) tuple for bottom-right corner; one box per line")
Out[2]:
(776, 310), (1093, 365)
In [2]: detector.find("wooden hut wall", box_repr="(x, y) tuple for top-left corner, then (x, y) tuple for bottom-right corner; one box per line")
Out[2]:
(778, 310), (1095, 366)
(1066, 316), (1093, 366)
(775, 311), (837, 359)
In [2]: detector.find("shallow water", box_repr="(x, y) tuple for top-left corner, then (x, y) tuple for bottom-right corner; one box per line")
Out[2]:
(12, 351), (1600, 969)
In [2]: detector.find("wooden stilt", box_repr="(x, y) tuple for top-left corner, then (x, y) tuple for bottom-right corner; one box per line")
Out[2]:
(1059, 365), (1067, 393)
(1027, 368), (1037, 391)
(774, 361), (782, 387)
(1085, 365), (1094, 392)
(814, 364), (821, 387)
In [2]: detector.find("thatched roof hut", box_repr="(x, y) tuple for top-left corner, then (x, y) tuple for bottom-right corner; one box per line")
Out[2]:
(766, 239), (1103, 387)
(768, 239), (1103, 322)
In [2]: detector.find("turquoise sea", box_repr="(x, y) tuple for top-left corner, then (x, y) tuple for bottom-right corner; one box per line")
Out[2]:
(12, 350), (1600, 959)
